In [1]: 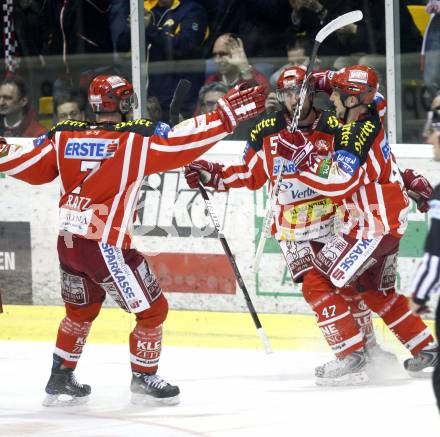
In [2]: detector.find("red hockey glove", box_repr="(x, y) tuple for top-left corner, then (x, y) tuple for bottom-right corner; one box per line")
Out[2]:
(184, 160), (226, 191)
(402, 168), (433, 213)
(216, 83), (266, 133)
(276, 129), (317, 171)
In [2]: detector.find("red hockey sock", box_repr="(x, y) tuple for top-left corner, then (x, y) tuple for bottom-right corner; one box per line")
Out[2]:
(362, 289), (434, 355)
(303, 270), (363, 358)
(129, 324), (163, 373)
(54, 316), (93, 369)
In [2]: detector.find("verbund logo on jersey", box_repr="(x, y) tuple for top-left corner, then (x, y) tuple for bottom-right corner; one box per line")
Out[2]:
(64, 138), (119, 160)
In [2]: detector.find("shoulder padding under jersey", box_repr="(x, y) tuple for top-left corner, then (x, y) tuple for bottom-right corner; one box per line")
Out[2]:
(47, 120), (90, 138)
(47, 118), (157, 138)
(113, 118), (156, 136)
(333, 112), (381, 166)
(247, 111), (286, 152)
(314, 110), (340, 136)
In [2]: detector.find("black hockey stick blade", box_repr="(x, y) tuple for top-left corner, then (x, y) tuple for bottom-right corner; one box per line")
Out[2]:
(169, 79), (192, 127)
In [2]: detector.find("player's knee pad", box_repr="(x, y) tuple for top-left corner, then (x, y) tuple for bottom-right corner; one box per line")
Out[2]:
(136, 293), (169, 329)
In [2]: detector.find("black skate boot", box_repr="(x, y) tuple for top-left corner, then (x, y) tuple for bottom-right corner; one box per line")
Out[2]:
(315, 349), (369, 386)
(42, 357), (91, 407)
(404, 343), (439, 378)
(130, 372), (180, 406)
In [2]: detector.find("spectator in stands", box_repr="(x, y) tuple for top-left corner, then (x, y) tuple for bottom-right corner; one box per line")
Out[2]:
(421, 0), (440, 97)
(54, 94), (86, 123)
(43, 1), (112, 59)
(288, 0), (356, 56)
(117, 0), (209, 121)
(146, 96), (163, 124)
(197, 82), (228, 115)
(206, 33), (269, 93)
(269, 36), (315, 88)
(0, 76), (46, 138)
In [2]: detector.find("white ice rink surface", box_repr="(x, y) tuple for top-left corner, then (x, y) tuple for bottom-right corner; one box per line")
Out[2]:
(0, 341), (439, 437)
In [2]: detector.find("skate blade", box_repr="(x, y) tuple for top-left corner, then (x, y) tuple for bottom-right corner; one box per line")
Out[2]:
(406, 368), (433, 379)
(131, 392), (180, 406)
(42, 393), (90, 407)
(315, 371), (369, 387)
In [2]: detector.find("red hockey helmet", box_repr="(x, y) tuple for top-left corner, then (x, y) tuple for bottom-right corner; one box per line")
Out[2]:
(331, 65), (378, 105)
(88, 75), (138, 114)
(275, 66), (314, 103)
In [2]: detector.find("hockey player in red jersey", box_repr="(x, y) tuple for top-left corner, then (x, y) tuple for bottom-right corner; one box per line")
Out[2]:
(185, 65), (437, 385)
(0, 75), (266, 406)
(276, 65), (438, 385)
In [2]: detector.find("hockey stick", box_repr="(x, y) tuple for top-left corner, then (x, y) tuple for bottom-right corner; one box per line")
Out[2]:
(253, 10), (363, 273)
(169, 79), (192, 126)
(198, 183), (273, 354)
(137, 79), (193, 227)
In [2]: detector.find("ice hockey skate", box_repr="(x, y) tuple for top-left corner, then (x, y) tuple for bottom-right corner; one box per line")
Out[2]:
(364, 342), (399, 378)
(130, 372), (180, 406)
(404, 343), (439, 378)
(42, 367), (91, 407)
(315, 350), (369, 386)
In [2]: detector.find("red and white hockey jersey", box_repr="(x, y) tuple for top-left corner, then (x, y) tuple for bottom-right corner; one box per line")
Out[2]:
(0, 113), (230, 248)
(221, 110), (339, 241)
(299, 107), (410, 240)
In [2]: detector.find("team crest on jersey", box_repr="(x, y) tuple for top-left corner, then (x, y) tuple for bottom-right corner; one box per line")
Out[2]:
(381, 140), (391, 161)
(315, 139), (330, 155)
(154, 121), (171, 138)
(33, 133), (47, 148)
(64, 138), (119, 160)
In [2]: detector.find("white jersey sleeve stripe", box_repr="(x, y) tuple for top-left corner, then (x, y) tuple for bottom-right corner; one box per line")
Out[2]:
(4, 144), (53, 175)
(54, 132), (66, 195)
(375, 184), (390, 234)
(150, 132), (227, 152)
(117, 137), (149, 247)
(167, 118), (224, 138)
(102, 133), (134, 243)
(359, 185), (376, 236)
(223, 153), (259, 184)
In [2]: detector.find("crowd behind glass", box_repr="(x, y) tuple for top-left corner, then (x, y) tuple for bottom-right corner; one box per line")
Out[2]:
(0, 0), (439, 152)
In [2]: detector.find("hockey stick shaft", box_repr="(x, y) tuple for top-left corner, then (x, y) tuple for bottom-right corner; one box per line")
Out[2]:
(253, 10), (363, 272)
(198, 183), (273, 354)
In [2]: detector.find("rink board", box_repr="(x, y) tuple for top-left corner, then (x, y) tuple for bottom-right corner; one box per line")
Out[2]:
(0, 305), (434, 352)
(0, 140), (439, 316)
